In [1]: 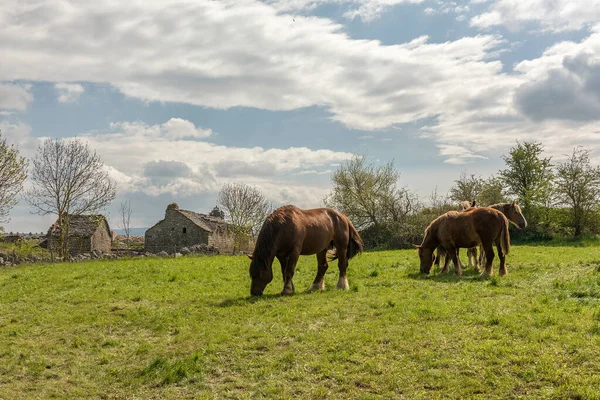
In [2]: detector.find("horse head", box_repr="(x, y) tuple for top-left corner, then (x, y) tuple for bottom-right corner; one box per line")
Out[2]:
(248, 254), (273, 296)
(506, 201), (527, 229)
(414, 244), (435, 274)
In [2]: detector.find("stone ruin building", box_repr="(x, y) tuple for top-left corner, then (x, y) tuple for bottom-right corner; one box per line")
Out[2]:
(46, 214), (112, 256)
(145, 203), (252, 254)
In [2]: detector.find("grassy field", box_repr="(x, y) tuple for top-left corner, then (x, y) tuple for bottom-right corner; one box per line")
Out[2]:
(1, 246), (600, 399)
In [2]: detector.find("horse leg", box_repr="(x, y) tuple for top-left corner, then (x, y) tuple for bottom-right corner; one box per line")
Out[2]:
(308, 250), (328, 291)
(496, 238), (507, 276)
(480, 242), (495, 277)
(335, 247), (350, 290)
(478, 244), (485, 270)
(469, 247), (481, 273)
(457, 248), (465, 270)
(447, 245), (462, 277)
(281, 253), (299, 295)
(466, 247), (473, 268)
(437, 247), (449, 273)
(277, 255), (288, 281)
(441, 253), (451, 274)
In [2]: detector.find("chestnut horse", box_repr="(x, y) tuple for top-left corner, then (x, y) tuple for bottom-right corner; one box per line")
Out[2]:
(248, 205), (363, 296)
(435, 200), (477, 270)
(437, 201), (527, 273)
(417, 207), (510, 277)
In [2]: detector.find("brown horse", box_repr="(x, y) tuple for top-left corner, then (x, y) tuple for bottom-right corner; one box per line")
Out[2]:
(476, 201), (527, 266)
(248, 205), (363, 296)
(435, 200), (477, 270)
(438, 201), (527, 273)
(489, 201), (527, 229)
(417, 207), (510, 277)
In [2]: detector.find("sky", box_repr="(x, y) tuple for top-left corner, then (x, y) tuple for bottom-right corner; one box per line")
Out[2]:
(2, 0), (600, 232)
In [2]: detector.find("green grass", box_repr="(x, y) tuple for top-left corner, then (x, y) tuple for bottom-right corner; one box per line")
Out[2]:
(2, 246), (600, 399)
(0, 239), (50, 260)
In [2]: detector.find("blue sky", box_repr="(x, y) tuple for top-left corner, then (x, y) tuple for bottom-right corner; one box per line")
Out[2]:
(2, 0), (600, 232)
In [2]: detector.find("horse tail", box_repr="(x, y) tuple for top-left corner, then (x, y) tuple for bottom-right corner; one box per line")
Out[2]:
(329, 217), (364, 261)
(346, 220), (364, 260)
(500, 215), (510, 256)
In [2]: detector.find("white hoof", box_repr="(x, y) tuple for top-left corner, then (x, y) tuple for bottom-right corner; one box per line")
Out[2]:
(336, 277), (349, 290)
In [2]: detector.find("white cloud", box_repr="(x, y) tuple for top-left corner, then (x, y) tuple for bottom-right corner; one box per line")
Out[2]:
(55, 83), (84, 103)
(0, 120), (38, 157)
(0, 0), (505, 133)
(2, 1), (600, 167)
(159, 118), (213, 139)
(0, 83), (33, 111)
(80, 119), (352, 197)
(471, 0), (600, 32)
(422, 1), (470, 18)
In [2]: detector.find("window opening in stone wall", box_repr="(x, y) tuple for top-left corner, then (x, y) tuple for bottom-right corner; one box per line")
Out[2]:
(183, 227), (187, 234)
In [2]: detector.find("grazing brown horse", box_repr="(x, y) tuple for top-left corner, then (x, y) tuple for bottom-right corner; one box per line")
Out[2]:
(437, 201), (527, 273)
(435, 200), (477, 270)
(248, 205), (363, 296)
(417, 207), (510, 277)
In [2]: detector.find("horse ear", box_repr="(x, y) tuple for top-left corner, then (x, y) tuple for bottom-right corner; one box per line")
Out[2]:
(246, 254), (253, 260)
(471, 200), (476, 207)
(513, 201), (518, 206)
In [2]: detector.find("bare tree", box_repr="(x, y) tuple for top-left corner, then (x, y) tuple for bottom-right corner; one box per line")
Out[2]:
(0, 130), (28, 227)
(427, 186), (451, 215)
(24, 138), (116, 258)
(218, 183), (271, 251)
(555, 147), (600, 236)
(119, 200), (133, 250)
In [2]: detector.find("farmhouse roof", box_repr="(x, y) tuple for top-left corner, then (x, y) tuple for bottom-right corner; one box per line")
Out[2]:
(178, 209), (227, 232)
(48, 214), (111, 237)
(159, 203), (228, 233)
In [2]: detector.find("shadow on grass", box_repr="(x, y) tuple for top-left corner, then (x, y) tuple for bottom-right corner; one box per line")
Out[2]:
(407, 268), (492, 283)
(216, 289), (330, 307)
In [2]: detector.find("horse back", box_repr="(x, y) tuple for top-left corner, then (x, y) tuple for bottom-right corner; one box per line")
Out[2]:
(437, 208), (505, 248)
(266, 206), (343, 255)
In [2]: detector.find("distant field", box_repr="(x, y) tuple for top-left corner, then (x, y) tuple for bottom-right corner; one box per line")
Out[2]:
(1, 246), (600, 399)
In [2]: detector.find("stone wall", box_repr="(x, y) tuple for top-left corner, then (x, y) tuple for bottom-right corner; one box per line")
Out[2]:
(49, 235), (92, 255)
(48, 229), (112, 255)
(145, 209), (210, 253)
(91, 222), (112, 253)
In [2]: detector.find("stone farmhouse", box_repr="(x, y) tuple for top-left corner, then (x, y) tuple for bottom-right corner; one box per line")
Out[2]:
(145, 203), (251, 254)
(47, 214), (112, 255)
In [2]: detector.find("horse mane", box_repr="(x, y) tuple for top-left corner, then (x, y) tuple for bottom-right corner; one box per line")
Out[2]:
(488, 202), (510, 213)
(253, 206), (293, 260)
(422, 213), (445, 245)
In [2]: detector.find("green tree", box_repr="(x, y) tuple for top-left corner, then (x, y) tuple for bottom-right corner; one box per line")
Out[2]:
(0, 130), (28, 226)
(209, 205), (225, 219)
(325, 155), (413, 231)
(448, 171), (483, 203)
(555, 147), (600, 236)
(477, 176), (506, 206)
(499, 141), (553, 227)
